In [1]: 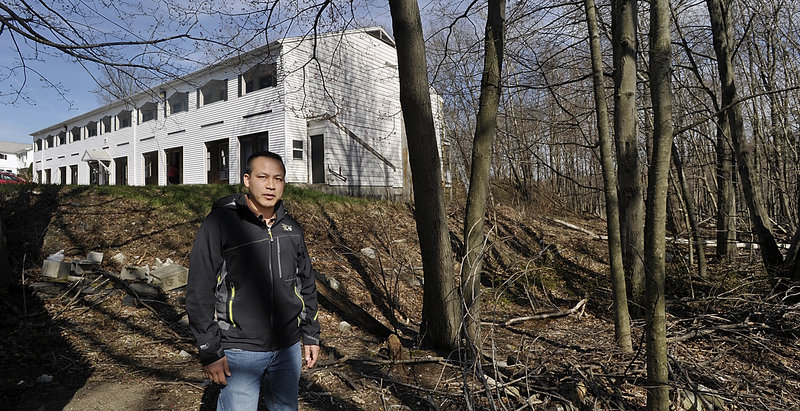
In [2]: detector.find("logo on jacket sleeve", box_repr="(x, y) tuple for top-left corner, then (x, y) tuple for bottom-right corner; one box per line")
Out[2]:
(282, 223), (293, 232)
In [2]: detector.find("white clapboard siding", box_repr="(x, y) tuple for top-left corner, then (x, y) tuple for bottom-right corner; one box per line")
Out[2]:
(280, 29), (404, 188)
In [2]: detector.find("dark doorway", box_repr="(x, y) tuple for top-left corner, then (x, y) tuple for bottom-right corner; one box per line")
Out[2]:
(88, 162), (110, 185)
(115, 157), (128, 186)
(70, 165), (78, 184)
(165, 147), (183, 185)
(206, 139), (229, 184)
(143, 151), (159, 186)
(59, 167), (66, 185)
(311, 134), (325, 184)
(239, 132), (268, 180)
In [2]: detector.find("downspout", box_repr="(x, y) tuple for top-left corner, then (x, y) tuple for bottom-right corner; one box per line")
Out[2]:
(132, 109), (138, 186)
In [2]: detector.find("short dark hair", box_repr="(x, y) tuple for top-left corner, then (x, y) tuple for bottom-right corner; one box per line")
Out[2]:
(246, 151), (286, 175)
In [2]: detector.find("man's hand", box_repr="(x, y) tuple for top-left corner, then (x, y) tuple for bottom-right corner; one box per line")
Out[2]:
(303, 344), (320, 368)
(203, 356), (231, 385)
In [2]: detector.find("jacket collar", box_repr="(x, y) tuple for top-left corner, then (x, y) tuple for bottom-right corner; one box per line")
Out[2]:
(235, 193), (285, 226)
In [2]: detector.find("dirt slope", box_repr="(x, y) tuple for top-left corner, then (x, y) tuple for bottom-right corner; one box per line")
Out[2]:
(0, 185), (797, 410)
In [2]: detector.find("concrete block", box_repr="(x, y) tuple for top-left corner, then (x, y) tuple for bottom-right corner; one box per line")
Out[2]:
(71, 259), (100, 275)
(42, 260), (71, 278)
(150, 264), (188, 291)
(120, 265), (150, 281)
(87, 251), (104, 263)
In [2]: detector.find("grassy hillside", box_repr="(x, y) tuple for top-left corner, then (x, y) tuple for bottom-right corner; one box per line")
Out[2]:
(0, 183), (797, 410)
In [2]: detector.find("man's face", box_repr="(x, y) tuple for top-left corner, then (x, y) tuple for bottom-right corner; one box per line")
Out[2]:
(244, 156), (285, 215)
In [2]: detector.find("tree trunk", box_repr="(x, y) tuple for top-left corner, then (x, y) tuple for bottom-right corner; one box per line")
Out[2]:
(585, 0), (633, 353)
(715, 113), (737, 260)
(0, 218), (11, 287)
(645, 0), (672, 406)
(612, 0), (646, 318)
(672, 142), (708, 278)
(462, 0), (505, 346)
(706, 0), (783, 273)
(388, 0), (460, 350)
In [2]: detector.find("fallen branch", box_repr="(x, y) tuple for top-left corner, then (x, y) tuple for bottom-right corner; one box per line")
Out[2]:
(669, 322), (767, 343)
(314, 271), (393, 339)
(355, 372), (460, 397)
(503, 298), (587, 327)
(550, 217), (792, 250)
(95, 270), (186, 341)
(348, 356), (448, 365)
(551, 219), (604, 239)
(315, 354), (448, 367)
(96, 270), (160, 317)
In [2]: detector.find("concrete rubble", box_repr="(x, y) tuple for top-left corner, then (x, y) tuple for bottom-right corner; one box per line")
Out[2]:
(41, 250), (188, 292)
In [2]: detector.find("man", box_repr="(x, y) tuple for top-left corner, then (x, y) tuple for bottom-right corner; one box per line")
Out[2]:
(186, 151), (321, 410)
(167, 164), (179, 184)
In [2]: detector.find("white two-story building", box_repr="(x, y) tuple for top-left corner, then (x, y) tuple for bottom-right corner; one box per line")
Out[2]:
(30, 27), (446, 199)
(0, 141), (33, 176)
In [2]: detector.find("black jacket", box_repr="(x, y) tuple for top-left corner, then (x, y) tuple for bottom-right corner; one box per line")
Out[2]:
(186, 194), (321, 365)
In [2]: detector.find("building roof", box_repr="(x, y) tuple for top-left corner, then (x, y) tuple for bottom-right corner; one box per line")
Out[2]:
(0, 141), (33, 154)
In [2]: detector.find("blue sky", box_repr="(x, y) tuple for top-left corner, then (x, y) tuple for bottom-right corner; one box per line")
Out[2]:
(0, 45), (101, 145)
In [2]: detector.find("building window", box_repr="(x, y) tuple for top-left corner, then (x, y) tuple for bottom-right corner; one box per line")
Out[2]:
(101, 116), (112, 134)
(167, 92), (189, 116)
(238, 132), (269, 180)
(140, 102), (158, 123)
(86, 121), (98, 137)
(58, 131), (66, 145)
(292, 140), (304, 160)
(70, 126), (81, 142)
(241, 63), (277, 95)
(118, 110), (132, 129)
(0, 154), (7, 160)
(200, 80), (227, 106)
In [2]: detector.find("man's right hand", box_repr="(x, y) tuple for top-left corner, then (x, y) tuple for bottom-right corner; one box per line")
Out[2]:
(203, 356), (231, 385)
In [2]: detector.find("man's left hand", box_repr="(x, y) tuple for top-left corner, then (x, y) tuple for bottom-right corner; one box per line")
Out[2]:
(303, 344), (320, 368)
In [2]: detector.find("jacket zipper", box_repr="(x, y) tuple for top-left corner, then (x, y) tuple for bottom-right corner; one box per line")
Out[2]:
(268, 224), (275, 332)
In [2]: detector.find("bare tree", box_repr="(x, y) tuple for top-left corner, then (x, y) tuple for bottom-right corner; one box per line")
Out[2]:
(612, 0), (646, 318)
(389, 0), (461, 351)
(0, 219), (10, 287)
(585, 0), (633, 353)
(644, 0), (673, 406)
(706, 0), (783, 273)
(462, 0), (506, 349)
(671, 141), (708, 278)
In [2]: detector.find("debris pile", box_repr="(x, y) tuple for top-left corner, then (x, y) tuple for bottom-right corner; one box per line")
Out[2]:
(41, 252), (188, 292)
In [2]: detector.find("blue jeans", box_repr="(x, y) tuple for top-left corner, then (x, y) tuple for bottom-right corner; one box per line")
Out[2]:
(217, 342), (301, 411)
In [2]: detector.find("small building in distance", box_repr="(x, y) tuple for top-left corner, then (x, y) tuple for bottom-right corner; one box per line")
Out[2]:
(0, 141), (34, 176)
(29, 27), (447, 200)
